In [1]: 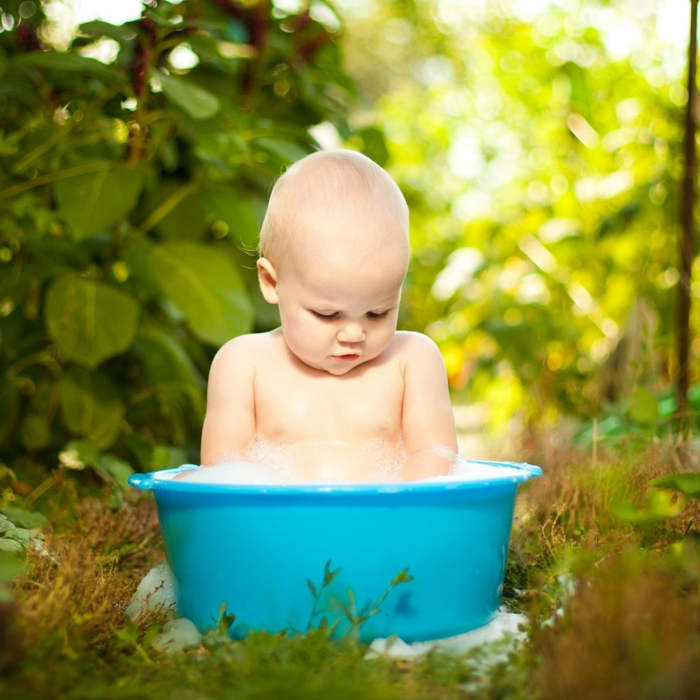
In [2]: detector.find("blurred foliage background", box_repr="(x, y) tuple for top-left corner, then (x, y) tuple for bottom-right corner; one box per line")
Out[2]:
(0, 0), (698, 485)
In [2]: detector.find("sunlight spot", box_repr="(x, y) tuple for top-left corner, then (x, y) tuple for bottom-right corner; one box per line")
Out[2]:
(538, 218), (580, 242)
(516, 274), (549, 304)
(169, 43), (199, 71)
(658, 268), (680, 289)
(568, 281), (594, 313)
(567, 113), (599, 148)
(385, 18), (412, 45)
(419, 55), (454, 86)
(72, 0), (142, 24)
(79, 36), (119, 63)
(309, 121), (342, 149)
(591, 337), (614, 361)
(310, 1), (340, 32)
(448, 129), (485, 180)
(616, 98), (641, 123)
(452, 191), (492, 221)
(432, 248), (484, 300)
(273, 0), (305, 12)
(519, 236), (556, 274)
(656, 0), (689, 45)
(600, 318), (619, 338)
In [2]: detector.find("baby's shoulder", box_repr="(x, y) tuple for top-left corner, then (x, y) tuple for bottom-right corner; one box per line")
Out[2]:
(392, 331), (445, 367)
(211, 330), (280, 371)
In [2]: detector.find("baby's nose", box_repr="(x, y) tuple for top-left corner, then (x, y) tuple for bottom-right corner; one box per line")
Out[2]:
(337, 322), (366, 343)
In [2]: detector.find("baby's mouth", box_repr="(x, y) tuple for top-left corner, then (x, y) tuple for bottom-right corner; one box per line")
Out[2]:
(331, 353), (360, 361)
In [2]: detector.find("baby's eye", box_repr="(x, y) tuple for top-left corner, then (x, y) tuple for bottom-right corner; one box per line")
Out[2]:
(311, 310), (340, 320)
(367, 310), (389, 319)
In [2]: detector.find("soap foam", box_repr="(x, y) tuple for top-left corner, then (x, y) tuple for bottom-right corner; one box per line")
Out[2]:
(178, 461), (287, 485)
(176, 443), (523, 485)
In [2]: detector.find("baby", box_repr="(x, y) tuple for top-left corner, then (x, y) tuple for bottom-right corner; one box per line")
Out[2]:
(200, 150), (457, 482)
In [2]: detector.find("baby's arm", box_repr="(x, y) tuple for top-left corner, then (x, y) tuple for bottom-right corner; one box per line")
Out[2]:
(200, 336), (256, 466)
(400, 333), (458, 480)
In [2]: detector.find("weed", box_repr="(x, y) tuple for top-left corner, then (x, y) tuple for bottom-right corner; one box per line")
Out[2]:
(306, 558), (341, 633)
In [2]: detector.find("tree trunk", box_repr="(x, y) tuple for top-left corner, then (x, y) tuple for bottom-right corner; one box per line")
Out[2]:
(678, 0), (697, 426)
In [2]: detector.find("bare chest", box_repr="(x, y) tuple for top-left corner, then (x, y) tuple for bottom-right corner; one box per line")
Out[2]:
(254, 360), (404, 444)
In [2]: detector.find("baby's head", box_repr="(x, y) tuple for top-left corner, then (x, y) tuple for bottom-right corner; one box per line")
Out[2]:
(257, 150), (410, 375)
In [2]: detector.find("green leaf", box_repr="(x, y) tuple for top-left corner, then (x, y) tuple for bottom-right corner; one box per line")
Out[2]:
(60, 366), (124, 449)
(150, 181), (208, 240)
(59, 439), (133, 490)
(99, 454), (134, 490)
(19, 414), (51, 451)
(354, 126), (389, 167)
(149, 445), (188, 471)
(613, 489), (684, 524)
(134, 323), (205, 419)
(652, 472), (700, 498)
(129, 242), (253, 346)
(78, 20), (137, 44)
(201, 187), (261, 248)
(16, 52), (126, 86)
(255, 137), (309, 164)
(0, 550), (25, 584)
(55, 164), (145, 241)
(628, 387), (659, 425)
(136, 324), (204, 387)
(391, 568), (414, 586)
(0, 506), (48, 530)
(45, 275), (140, 368)
(159, 72), (220, 120)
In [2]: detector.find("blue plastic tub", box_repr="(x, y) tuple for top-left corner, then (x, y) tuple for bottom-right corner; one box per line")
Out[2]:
(129, 459), (541, 642)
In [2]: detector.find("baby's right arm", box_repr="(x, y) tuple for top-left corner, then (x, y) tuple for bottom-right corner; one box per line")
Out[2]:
(200, 335), (257, 466)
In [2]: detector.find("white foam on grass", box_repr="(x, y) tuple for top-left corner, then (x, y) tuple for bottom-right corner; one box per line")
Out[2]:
(125, 561), (176, 619)
(365, 607), (527, 660)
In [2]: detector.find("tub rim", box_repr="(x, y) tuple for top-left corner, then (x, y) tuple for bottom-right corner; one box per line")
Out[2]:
(128, 459), (542, 495)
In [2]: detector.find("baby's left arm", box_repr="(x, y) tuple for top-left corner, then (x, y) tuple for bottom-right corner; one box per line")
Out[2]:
(400, 333), (458, 480)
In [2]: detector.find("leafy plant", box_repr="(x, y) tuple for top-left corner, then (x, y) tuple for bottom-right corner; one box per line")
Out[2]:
(338, 567), (414, 638)
(305, 558), (414, 638)
(0, 0), (372, 479)
(306, 557), (341, 633)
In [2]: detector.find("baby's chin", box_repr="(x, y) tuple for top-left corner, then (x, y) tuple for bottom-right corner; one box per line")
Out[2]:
(300, 355), (366, 376)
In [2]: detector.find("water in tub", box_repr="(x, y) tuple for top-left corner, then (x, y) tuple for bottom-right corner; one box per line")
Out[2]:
(130, 445), (527, 654)
(177, 440), (524, 485)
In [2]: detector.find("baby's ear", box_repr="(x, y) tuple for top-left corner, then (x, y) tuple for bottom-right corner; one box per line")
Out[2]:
(257, 257), (279, 304)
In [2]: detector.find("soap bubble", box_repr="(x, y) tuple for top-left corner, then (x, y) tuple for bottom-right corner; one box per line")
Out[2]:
(176, 441), (523, 485)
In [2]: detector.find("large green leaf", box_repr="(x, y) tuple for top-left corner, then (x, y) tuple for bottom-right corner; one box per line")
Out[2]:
(16, 52), (126, 86)
(150, 181), (208, 240)
(78, 20), (138, 44)
(129, 242), (253, 345)
(255, 137), (309, 164)
(45, 275), (140, 368)
(652, 473), (700, 498)
(55, 164), (145, 241)
(60, 366), (124, 449)
(135, 323), (205, 417)
(59, 439), (133, 490)
(19, 414), (51, 451)
(202, 187), (261, 248)
(159, 72), (220, 120)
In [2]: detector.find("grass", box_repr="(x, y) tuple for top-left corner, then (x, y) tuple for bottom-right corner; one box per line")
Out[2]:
(0, 436), (698, 699)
